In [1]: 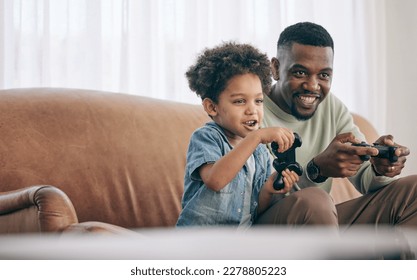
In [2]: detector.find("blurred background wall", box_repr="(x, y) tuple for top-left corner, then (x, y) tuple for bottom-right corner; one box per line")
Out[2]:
(385, 0), (416, 176)
(0, 0), (415, 175)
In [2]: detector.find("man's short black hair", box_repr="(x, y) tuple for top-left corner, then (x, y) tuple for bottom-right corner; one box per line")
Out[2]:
(277, 22), (334, 51)
(186, 42), (271, 103)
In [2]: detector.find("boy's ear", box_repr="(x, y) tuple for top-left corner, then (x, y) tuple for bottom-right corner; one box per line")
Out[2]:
(202, 98), (217, 117)
(271, 57), (280, 81)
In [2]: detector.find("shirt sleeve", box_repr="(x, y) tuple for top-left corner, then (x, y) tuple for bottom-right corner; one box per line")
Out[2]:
(185, 126), (228, 181)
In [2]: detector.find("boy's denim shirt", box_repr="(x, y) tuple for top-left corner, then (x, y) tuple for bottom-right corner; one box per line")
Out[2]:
(176, 122), (271, 226)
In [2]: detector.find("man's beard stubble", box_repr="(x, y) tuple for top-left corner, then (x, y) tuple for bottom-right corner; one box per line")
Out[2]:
(291, 103), (315, 121)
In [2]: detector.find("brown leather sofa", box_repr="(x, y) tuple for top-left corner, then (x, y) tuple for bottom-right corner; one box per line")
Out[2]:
(0, 88), (379, 234)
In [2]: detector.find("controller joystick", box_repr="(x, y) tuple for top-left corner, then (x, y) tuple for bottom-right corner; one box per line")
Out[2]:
(352, 141), (398, 162)
(271, 133), (303, 190)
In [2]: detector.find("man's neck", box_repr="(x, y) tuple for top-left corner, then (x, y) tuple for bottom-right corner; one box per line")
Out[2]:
(268, 83), (291, 114)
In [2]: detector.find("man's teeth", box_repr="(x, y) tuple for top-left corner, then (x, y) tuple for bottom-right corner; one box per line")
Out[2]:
(299, 96), (317, 104)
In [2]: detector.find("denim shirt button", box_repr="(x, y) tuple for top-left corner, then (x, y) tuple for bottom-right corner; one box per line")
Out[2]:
(237, 208), (241, 213)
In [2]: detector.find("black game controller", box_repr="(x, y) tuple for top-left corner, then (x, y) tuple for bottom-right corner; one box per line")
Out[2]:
(352, 141), (398, 162)
(271, 133), (303, 190)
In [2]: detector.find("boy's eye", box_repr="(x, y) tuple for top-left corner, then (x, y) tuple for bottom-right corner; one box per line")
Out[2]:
(233, 99), (245, 104)
(256, 99), (264, 104)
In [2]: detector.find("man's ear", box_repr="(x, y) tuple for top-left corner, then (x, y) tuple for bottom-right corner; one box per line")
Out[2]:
(202, 98), (218, 117)
(271, 57), (280, 81)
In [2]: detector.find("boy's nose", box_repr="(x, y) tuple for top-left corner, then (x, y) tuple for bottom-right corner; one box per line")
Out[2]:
(245, 104), (257, 114)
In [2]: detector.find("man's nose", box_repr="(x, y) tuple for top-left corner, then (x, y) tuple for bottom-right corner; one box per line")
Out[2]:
(303, 77), (320, 92)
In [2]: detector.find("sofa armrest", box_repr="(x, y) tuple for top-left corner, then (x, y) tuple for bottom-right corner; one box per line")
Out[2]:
(62, 221), (141, 236)
(0, 185), (78, 234)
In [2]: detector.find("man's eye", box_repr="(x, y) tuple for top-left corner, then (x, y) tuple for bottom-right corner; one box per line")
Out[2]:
(319, 73), (331, 80)
(293, 70), (306, 77)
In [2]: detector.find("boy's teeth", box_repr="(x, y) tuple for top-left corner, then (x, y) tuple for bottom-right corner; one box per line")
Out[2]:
(244, 120), (257, 127)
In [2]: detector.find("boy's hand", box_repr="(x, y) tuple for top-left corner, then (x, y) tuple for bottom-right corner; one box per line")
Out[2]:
(282, 169), (300, 190)
(257, 127), (294, 153)
(257, 169), (299, 215)
(266, 169), (299, 194)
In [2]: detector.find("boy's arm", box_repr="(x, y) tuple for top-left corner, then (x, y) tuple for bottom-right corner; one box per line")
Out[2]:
(199, 131), (262, 192)
(199, 126), (295, 192)
(257, 174), (277, 214)
(257, 169), (300, 215)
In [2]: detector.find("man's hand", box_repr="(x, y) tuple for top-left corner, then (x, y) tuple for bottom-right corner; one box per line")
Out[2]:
(313, 132), (378, 178)
(371, 135), (410, 177)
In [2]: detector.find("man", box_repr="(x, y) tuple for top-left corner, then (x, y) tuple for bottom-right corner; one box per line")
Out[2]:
(256, 22), (417, 228)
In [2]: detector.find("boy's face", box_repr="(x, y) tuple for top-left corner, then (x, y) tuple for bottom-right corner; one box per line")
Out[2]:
(205, 73), (264, 144)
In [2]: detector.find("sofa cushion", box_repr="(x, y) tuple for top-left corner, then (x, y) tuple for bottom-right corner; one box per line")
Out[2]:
(0, 88), (209, 228)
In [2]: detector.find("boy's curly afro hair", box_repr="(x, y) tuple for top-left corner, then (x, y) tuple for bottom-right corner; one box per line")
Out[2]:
(186, 42), (272, 103)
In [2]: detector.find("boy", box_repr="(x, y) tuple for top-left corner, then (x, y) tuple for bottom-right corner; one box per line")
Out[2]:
(176, 42), (299, 227)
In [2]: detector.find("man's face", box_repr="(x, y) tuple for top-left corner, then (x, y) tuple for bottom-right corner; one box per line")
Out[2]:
(271, 43), (333, 120)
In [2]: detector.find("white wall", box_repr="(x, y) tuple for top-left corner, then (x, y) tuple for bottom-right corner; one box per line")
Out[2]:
(385, 0), (417, 176)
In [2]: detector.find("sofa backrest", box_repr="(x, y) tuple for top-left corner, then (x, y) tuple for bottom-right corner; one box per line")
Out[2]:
(0, 88), (209, 229)
(0, 88), (379, 229)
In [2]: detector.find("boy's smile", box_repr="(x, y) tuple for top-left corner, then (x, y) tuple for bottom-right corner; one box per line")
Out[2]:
(203, 73), (264, 145)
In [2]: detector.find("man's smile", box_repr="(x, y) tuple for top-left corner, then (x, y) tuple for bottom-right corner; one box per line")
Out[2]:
(295, 93), (320, 109)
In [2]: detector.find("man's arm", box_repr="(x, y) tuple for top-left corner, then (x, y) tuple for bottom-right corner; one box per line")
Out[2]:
(312, 132), (378, 178)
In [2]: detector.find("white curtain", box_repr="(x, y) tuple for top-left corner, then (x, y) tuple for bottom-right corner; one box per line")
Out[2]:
(0, 0), (386, 132)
